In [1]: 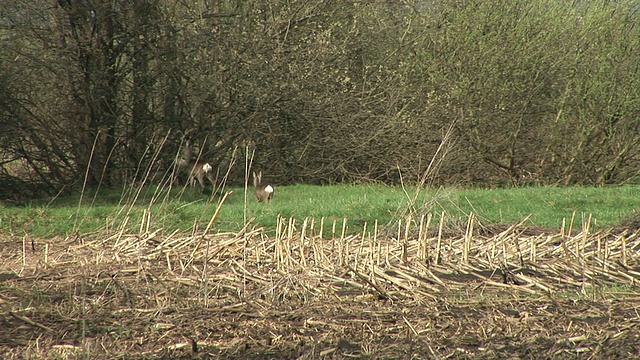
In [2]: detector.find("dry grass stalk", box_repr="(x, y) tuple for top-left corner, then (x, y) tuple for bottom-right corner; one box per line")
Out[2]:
(331, 218), (337, 241)
(582, 213), (592, 260)
(373, 220), (380, 265)
(396, 219), (402, 247)
(568, 211), (577, 237)
(622, 235), (627, 267)
(360, 221), (368, 255)
(203, 191), (231, 236)
(435, 211), (445, 264)
(300, 217), (308, 268)
(4, 211), (640, 359)
(347, 264), (389, 300)
(422, 214), (432, 261)
(310, 217), (316, 238)
(286, 217), (295, 268)
(463, 213), (474, 263)
(529, 235), (540, 263)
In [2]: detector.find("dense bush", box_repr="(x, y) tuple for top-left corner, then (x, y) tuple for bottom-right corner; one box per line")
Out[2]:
(1, 0), (639, 198)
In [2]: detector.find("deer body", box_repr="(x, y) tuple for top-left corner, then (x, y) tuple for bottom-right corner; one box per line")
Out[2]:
(181, 140), (217, 189)
(253, 171), (274, 202)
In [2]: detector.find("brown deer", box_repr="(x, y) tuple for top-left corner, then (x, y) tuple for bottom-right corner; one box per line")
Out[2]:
(180, 140), (217, 189)
(253, 171), (274, 202)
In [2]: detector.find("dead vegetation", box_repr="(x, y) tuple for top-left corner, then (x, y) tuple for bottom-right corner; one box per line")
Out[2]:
(1, 213), (640, 359)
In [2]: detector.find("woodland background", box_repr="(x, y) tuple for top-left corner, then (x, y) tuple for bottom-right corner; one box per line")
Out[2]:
(1, 0), (639, 200)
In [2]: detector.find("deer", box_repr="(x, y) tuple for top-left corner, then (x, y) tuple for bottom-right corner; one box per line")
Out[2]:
(253, 171), (274, 202)
(180, 140), (217, 189)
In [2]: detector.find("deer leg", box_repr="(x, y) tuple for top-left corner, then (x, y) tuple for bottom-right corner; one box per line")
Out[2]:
(196, 172), (206, 188)
(188, 173), (197, 187)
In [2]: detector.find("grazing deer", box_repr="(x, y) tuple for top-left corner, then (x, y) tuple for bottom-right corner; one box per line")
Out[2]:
(253, 171), (274, 202)
(180, 140), (217, 189)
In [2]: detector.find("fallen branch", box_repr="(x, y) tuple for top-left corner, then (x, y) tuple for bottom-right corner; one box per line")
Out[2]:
(9, 311), (53, 332)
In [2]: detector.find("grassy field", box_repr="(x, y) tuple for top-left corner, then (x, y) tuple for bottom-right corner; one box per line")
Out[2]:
(1, 184), (640, 359)
(1, 184), (639, 238)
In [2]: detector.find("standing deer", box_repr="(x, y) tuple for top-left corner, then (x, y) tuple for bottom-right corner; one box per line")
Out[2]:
(253, 171), (274, 202)
(180, 140), (217, 189)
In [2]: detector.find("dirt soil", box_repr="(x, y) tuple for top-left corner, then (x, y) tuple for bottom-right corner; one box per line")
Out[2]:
(1, 227), (640, 359)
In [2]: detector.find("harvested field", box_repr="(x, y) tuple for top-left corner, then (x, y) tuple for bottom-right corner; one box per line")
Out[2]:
(1, 214), (640, 359)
